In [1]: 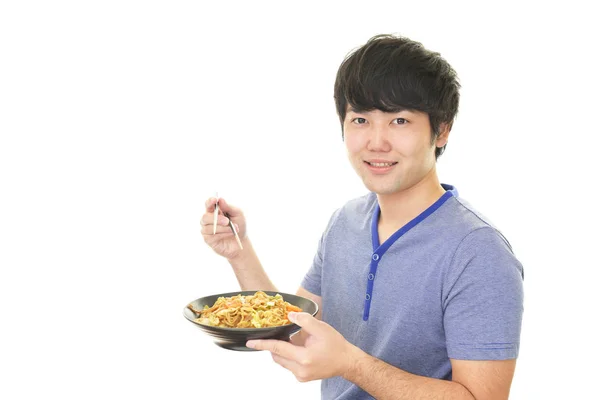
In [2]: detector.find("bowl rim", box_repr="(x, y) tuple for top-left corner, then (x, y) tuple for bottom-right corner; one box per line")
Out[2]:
(183, 290), (319, 332)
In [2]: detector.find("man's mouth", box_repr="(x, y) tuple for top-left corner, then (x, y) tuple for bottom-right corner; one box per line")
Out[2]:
(364, 161), (398, 167)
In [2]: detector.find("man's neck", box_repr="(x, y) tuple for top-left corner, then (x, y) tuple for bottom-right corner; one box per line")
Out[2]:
(376, 168), (446, 229)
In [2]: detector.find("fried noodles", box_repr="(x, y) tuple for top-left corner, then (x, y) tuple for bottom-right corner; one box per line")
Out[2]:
(187, 291), (303, 328)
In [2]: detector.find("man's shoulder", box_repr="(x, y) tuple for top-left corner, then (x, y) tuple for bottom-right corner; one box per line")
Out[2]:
(335, 192), (380, 223)
(441, 196), (515, 254)
(438, 194), (499, 232)
(340, 192), (377, 214)
(321, 192), (376, 235)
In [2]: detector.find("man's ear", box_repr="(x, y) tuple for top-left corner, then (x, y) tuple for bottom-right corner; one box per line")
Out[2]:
(435, 123), (451, 148)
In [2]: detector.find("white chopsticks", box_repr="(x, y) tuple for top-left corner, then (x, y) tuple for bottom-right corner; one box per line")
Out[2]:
(225, 211), (243, 250)
(213, 193), (243, 250)
(213, 192), (219, 235)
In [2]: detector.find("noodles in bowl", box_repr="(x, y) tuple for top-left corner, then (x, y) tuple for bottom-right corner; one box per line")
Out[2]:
(187, 291), (302, 328)
(183, 290), (318, 351)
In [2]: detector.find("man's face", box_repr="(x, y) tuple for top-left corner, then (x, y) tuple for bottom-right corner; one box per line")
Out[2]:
(343, 107), (447, 195)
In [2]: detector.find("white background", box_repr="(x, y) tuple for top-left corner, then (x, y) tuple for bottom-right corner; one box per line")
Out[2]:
(1, 1), (598, 399)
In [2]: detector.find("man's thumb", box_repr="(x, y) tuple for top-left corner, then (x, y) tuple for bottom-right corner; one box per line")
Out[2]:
(288, 312), (321, 333)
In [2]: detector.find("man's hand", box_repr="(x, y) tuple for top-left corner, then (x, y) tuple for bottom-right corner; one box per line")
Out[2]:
(200, 197), (247, 261)
(246, 312), (357, 382)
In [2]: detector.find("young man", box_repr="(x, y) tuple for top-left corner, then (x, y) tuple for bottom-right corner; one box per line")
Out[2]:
(200, 34), (524, 400)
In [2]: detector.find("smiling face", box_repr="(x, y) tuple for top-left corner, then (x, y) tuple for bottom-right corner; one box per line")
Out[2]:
(343, 107), (449, 195)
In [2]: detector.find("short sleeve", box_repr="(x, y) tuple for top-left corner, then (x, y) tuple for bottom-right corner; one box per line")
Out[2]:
(300, 208), (341, 297)
(443, 227), (524, 360)
(300, 233), (324, 296)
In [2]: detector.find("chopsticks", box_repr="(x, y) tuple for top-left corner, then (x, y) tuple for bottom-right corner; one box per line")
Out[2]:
(213, 194), (243, 250)
(225, 211), (244, 250)
(213, 192), (219, 235)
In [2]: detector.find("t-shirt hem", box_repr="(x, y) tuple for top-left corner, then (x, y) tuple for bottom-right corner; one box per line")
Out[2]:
(300, 277), (321, 297)
(447, 343), (520, 360)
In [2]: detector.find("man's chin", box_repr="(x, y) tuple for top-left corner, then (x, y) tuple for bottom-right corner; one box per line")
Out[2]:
(363, 180), (401, 195)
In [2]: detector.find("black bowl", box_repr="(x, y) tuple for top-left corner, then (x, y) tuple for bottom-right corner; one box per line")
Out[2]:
(183, 290), (318, 351)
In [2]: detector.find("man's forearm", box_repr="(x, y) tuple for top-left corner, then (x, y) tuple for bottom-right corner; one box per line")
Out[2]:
(343, 346), (475, 400)
(228, 237), (277, 291)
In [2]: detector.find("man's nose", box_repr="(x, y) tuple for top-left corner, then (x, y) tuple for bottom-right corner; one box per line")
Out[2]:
(367, 125), (391, 152)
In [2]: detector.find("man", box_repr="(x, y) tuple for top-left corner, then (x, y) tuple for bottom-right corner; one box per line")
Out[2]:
(200, 34), (524, 399)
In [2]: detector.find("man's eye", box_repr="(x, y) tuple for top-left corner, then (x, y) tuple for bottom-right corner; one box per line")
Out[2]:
(394, 118), (408, 125)
(353, 118), (367, 124)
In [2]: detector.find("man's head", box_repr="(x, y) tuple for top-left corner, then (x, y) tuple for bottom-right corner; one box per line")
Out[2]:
(335, 34), (460, 159)
(334, 34), (461, 194)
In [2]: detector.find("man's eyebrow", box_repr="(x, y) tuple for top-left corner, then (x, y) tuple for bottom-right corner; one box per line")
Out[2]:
(347, 107), (412, 114)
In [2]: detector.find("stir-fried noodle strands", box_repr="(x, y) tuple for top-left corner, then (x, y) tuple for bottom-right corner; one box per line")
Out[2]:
(188, 291), (303, 328)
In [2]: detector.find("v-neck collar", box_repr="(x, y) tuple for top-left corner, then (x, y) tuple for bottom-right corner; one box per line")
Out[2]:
(370, 184), (456, 252)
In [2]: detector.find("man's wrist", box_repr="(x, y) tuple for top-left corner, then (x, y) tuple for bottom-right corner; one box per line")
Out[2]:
(227, 237), (253, 267)
(342, 343), (370, 382)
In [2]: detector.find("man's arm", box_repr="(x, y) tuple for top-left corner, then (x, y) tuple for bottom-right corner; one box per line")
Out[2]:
(451, 359), (516, 399)
(226, 237), (277, 291)
(345, 345), (516, 400)
(247, 313), (516, 400)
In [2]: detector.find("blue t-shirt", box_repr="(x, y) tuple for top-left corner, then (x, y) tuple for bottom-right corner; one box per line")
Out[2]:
(301, 185), (524, 400)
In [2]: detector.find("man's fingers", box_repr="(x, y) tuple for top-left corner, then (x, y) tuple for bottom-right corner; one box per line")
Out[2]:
(271, 354), (314, 383)
(217, 198), (242, 218)
(204, 197), (218, 212)
(246, 339), (303, 360)
(271, 353), (302, 374)
(203, 197), (242, 219)
(287, 312), (325, 335)
(201, 225), (234, 236)
(200, 213), (229, 227)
